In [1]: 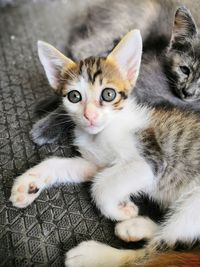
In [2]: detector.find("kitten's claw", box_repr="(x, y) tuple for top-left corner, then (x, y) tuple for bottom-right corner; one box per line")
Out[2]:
(10, 171), (46, 208)
(115, 217), (158, 242)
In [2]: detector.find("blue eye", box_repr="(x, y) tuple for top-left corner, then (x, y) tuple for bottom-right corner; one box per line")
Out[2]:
(101, 88), (116, 102)
(67, 90), (82, 103)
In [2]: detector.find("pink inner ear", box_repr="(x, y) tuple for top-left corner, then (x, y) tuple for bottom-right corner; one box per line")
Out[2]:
(127, 66), (136, 81)
(126, 55), (138, 81)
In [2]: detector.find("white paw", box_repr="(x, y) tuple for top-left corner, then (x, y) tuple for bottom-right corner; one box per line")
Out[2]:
(115, 217), (158, 242)
(10, 169), (48, 208)
(98, 200), (138, 221)
(65, 241), (122, 267)
(117, 201), (139, 220)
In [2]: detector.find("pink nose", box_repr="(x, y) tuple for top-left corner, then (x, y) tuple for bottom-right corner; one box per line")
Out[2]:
(84, 111), (98, 122)
(84, 105), (98, 124)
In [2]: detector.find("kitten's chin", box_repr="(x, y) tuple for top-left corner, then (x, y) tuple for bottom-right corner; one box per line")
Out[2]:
(84, 125), (105, 135)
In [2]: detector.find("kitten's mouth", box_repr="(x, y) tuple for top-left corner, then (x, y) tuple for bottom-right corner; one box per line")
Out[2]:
(179, 88), (198, 101)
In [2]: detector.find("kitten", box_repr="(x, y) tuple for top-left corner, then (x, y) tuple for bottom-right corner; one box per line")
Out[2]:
(31, 6), (200, 146)
(10, 30), (200, 266)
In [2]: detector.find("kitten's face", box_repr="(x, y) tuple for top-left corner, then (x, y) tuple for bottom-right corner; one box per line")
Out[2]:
(166, 36), (200, 101)
(62, 57), (129, 134)
(165, 7), (200, 101)
(37, 30), (142, 134)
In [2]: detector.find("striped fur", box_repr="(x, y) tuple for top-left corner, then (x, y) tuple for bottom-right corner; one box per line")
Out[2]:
(61, 56), (129, 110)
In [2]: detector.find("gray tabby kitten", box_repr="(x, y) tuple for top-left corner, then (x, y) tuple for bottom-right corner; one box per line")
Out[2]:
(31, 6), (200, 146)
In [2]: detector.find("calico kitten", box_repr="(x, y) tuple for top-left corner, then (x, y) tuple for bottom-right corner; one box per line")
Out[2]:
(31, 6), (200, 146)
(10, 30), (200, 266)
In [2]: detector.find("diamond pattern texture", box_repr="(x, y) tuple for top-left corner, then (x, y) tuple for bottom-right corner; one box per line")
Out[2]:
(0, 1), (129, 266)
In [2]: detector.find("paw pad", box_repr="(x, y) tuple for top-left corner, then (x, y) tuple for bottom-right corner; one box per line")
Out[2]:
(28, 183), (39, 194)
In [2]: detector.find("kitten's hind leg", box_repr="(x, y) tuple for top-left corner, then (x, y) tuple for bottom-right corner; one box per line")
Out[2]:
(150, 185), (200, 249)
(115, 216), (158, 242)
(10, 157), (97, 208)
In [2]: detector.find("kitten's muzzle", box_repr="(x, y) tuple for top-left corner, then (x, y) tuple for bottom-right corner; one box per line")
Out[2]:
(181, 87), (200, 101)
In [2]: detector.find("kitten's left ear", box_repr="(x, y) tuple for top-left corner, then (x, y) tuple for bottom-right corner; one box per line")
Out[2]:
(38, 41), (76, 91)
(107, 30), (142, 86)
(170, 6), (197, 44)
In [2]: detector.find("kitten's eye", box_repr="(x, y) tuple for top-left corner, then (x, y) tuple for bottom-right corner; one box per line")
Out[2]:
(67, 90), (82, 103)
(101, 88), (117, 102)
(180, 66), (190, 76)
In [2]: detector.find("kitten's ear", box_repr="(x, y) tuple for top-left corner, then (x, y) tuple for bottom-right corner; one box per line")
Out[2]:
(170, 6), (197, 44)
(37, 41), (76, 90)
(107, 30), (142, 86)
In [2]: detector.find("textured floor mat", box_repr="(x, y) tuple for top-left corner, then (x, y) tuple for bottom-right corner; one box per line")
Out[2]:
(0, 1), (129, 266)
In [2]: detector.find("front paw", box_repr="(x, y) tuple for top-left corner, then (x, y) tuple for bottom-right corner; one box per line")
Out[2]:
(10, 170), (47, 208)
(65, 241), (121, 267)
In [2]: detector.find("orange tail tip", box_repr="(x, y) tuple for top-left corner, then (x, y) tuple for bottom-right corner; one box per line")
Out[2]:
(143, 251), (200, 267)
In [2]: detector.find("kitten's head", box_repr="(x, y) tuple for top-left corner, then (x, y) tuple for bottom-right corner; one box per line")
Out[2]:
(37, 30), (142, 134)
(165, 6), (200, 101)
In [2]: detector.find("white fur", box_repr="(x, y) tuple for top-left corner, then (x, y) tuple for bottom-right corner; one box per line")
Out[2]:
(65, 240), (132, 267)
(10, 157), (97, 208)
(74, 99), (150, 165)
(152, 183), (200, 247)
(91, 160), (153, 220)
(115, 217), (158, 242)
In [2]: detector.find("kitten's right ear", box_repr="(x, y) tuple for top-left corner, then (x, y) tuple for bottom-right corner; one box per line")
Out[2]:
(37, 41), (76, 90)
(170, 6), (197, 44)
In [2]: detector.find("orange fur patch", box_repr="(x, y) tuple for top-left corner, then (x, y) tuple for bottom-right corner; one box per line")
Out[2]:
(144, 251), (200, 267)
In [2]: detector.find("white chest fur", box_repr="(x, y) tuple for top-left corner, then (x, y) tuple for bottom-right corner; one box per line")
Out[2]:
(75, 127), (136, 167)
(74, 101), (149, 168)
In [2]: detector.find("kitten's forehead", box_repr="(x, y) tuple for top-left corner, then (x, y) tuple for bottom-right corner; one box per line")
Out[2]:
(171, 35), (200, 68)
(79, 57), (103, 84)
(77, 56), (127, 91)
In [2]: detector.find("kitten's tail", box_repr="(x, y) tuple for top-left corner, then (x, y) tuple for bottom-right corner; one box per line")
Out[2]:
(120, 248), (200, 267)
(141, 251), (200, 267)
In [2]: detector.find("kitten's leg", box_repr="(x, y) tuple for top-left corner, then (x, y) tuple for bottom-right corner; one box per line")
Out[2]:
(65, 240), (146, 267)
(115, 216), (158, 242)
(31, 106), (74, 146)
(10, 157), (97, 208)
(150, 185), (200, 249)
(91, 160), (154, 221)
